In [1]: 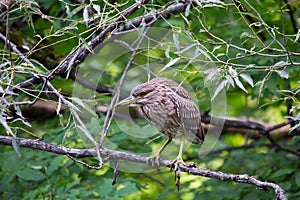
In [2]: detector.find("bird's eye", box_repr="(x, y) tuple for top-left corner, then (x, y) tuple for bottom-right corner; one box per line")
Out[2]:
(139, 92), (148, 97)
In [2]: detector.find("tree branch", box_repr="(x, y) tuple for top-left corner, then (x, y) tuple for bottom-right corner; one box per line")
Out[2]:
(0, 135), (286, 200)
(70, 72), (116, 95)
(12, 1), (192, 93)
(283, 0), (298, 34)
(233, 0), (267, 41)
(208, 143), (272, 154)
(179, 164), (286, 200)
(201, 113), (300, 156)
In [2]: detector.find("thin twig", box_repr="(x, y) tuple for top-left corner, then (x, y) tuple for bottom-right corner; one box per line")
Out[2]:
(0, 32), (47, 105)
(233, 0), (267, 41)
(13, 0), (150, 93)
(0, 32), (36, 69)
(99, 27), (150, 147)
(112, 160), (119, 185)
(12, 1), (192, 93)
(46, 81), (103, 168)
(67, 154), (102, 170)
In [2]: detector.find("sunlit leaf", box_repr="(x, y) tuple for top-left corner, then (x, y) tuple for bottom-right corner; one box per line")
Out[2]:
(185, 4), (191, 17)
(228, 66), (237, 77)
(275, 70), (289, 79)
(93, 4), (101, 15)
(56, 97), (62, 115)
(0, 116), (15, 137)
(295, 29), (300, 42)
(12, 137), (21, 158)
(165, 46), (170, 58)
(290, 123), (300, 132)
(213, 45), (222, 52)
(0, 85), (4, 93)
(212, 79), (227, 100)
(274, 61), (288, 67)
(234, 77), (248, 93)
(205, 68), (221, 81)
(240, 73), (254, 87)
(159, 57), (180, 72)
(225, 75), (234, 87)
(175, 43), (196, 55)
(240, 32), (255, 39)
(173, 33), (180, 50)
(83, 6), (89, 26)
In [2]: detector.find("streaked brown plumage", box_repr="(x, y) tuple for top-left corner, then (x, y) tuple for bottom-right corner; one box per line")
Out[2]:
(116, 77), (205, 166)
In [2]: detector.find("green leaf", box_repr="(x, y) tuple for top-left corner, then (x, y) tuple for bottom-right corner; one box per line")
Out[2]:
(99, 178), (114, 196)
(115, 183), (138, 196)
(16, 169), (45, 181)
(66, 179), (81, 191)
(105, 197), (122, 200)
(295, 173), (300, 187)
(280, 181), (292, 190)
(47, 156), (64, 176)
(2, 155), (26, 172)
(271, 169), (294, 178)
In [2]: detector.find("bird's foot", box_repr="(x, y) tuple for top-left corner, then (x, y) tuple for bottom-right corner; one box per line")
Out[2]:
(169, 157), (185, 191)
(147, 153), (161, 168)
(169, 156), (185, 172)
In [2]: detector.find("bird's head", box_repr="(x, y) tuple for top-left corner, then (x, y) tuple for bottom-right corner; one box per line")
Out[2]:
(115, 82), (156, 107)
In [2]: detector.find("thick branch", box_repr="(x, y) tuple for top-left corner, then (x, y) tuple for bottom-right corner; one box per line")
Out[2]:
(0, 135), (287, 200)
(70, 72), (115, 95)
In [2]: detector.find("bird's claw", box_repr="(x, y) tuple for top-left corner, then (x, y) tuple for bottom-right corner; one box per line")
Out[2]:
(147, 153), (161, 168)
(169, 157), (185, 191)
(169, 157), (185, 172)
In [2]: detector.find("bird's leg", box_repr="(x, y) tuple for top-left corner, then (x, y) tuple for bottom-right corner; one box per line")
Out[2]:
(170, 139), (185, 171)
(147, 137), (172, 167)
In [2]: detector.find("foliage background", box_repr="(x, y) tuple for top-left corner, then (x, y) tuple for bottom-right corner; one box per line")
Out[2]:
(0, 0), (299, 199)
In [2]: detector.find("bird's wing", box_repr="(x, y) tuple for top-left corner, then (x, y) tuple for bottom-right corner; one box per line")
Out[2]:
(171, 94), (205, 144)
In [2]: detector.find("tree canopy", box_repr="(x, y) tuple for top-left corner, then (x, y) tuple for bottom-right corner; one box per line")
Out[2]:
(0, 0), (299, 199)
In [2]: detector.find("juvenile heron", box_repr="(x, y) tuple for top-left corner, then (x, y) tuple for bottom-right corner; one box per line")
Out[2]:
(116, 77), (205, 167)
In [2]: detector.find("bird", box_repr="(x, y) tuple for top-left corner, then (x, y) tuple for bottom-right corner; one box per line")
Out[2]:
(116, 77), (205, 168)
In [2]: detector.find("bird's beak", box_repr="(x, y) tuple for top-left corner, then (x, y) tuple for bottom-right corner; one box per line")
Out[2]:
(115, 95), (138, 107)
